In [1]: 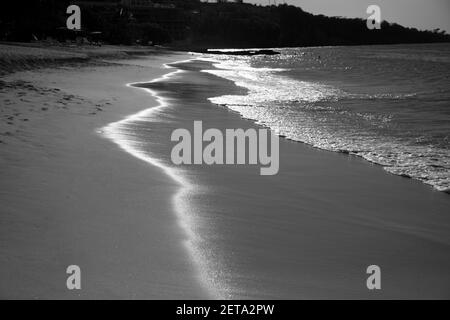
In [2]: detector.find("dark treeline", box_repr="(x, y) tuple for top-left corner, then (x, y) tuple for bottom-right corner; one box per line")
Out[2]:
(1, 0), (449, 47)
(190, 3), (449, 47)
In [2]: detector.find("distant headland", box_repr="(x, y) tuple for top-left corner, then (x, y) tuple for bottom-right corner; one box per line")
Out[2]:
(1, 0), (449, 49)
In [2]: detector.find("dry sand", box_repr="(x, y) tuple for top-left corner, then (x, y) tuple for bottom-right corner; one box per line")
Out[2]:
(0, 42), (174, 75)
(0, 44), (207, 299)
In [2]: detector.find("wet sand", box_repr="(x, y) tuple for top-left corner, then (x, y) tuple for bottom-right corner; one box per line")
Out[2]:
(123, 59), (450, 299)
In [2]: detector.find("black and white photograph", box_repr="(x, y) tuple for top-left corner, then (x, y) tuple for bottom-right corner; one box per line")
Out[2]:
(0, 0), (449, 305)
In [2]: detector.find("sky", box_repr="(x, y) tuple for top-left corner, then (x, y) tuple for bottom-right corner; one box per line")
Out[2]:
(246, 0), (450, 33)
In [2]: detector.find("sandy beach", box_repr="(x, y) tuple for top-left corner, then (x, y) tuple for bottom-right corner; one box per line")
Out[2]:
(0, 44), (207, 299)
(1, 43), (449, 299)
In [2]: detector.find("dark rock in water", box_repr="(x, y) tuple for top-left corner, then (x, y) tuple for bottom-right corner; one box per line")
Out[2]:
(204, 49), (280, 56)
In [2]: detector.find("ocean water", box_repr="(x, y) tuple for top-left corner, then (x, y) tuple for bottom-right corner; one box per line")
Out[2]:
(201, 43), (450, 192)
(103, 51), (450, 299)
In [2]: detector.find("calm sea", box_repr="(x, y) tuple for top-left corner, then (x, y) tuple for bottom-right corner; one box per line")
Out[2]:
(201, 43), (450, 192)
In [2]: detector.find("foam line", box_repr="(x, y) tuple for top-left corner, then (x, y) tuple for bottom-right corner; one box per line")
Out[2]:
(100, 59), (228, 299)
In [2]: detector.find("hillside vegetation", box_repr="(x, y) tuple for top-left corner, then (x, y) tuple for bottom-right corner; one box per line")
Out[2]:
(1, 0), (448, 48)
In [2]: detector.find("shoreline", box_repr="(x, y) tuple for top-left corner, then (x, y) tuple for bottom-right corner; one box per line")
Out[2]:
(124, 58), (450, 298)
(0, 46), (209, 299)
(197, 52), (450, 195)
(101, 60), (222, 299)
